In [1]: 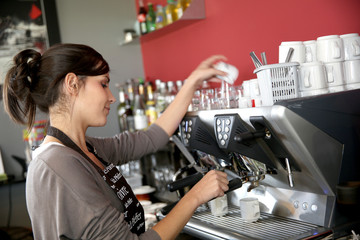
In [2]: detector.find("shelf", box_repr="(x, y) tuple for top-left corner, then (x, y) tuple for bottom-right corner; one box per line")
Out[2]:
(120, 0), (205, 45)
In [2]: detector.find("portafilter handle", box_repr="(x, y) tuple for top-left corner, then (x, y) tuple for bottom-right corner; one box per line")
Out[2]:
(162, 177), (243, 215)
(168, 172), (203, 192)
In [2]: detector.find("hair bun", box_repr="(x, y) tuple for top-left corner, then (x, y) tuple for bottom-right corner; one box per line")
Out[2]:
(12, 49), (41, 90)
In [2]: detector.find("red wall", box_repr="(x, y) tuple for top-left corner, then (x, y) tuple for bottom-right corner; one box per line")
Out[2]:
(138, 0), (360, 86)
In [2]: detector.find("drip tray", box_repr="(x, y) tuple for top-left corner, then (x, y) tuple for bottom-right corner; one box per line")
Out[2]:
(183, 206), (329, 240)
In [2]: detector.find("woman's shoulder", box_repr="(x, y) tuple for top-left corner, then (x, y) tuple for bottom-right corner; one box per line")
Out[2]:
(27, 142), (110, 205)
(30, 142), (96, 177)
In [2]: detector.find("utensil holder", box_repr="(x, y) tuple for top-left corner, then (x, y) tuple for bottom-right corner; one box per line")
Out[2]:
(254, 62), (300, 106)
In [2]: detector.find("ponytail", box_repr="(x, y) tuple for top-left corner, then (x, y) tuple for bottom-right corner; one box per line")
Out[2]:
(3, 49), (41, 129)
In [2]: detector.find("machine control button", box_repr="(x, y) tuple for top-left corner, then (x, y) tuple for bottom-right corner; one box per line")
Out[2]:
(225, 119), (231, 125)
(216, 119), (221, 125)
(182, 121), (185, 126)
(184, 139), (189, 144)
(188, 127), (192, 132)
(293, 201), (299, 209)
(223, 134), (228, 140)
(182, 127), (185, 132)
(189, 120), (193, 126)
(311, 204), (318, 212)
(218, 134), (222, 140)
(302, 202), (308, 210)
(225, 127), (230, 133)
(187, 134), (191, 139)
(220, 140), (226, 145)
(217, 127), (222, 133)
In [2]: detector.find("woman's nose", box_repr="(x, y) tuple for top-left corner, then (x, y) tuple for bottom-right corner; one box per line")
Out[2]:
(109, 90), (116, 103)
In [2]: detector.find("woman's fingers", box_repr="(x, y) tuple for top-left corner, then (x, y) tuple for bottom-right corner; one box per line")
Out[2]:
(198, 55), (228, 69)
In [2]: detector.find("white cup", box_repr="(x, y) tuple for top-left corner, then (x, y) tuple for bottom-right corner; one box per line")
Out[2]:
(238, 97), (251, 108)
(324, 61), (346, 92)
(242, 80), (251, 98)
(279, 41), (305, 63)
(344, 59), (360, 90)
(317, 35), (344, 63)
(249, 79), (261, 99)
(299, 62), (329, 97)
(209, 195), (228, 217)
(340, 33), (360, 61)
(249, 79), (262, 107)
(239, 197), (260, 222)
(214, 61), (239, 85)
(304, 40), (317, 63)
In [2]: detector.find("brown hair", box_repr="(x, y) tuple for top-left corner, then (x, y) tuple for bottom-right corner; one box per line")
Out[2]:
(2, 43), (109, 129)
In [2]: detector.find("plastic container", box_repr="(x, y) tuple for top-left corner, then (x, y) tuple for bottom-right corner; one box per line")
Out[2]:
(254, 62), (300, 106)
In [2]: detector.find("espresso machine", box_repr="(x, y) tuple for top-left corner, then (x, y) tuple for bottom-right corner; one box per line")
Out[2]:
(159, 89), (360, 239)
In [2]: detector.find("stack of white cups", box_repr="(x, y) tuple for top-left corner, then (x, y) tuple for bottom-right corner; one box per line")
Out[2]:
(299, 39), (330, 97)
(279, 41), (330, 97)
(316, 35), (346, 93)
(340, 33), (360, 90)
(279, 33), (360, 97)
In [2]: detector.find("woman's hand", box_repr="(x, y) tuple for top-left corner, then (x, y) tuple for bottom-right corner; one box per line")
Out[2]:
(152, 170), (229, 240)
(185, 55), (228, 91)
(154, 55), (228, 136)
(187, 170), (229, 206)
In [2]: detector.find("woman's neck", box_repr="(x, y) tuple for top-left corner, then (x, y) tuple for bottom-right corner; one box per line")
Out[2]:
(45, 116), (88, 153)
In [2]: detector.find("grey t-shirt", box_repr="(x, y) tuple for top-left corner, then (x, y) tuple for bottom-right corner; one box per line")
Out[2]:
(26, 124), (169, 239)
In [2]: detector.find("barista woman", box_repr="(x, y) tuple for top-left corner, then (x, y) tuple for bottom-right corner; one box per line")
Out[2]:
(3, 43), (229, 240)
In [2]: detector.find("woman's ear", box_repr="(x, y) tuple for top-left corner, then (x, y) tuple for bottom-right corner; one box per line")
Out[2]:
(64, 72), (79, 95)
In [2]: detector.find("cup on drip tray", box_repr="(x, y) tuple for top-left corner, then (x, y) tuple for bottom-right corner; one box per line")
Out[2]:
(240, 197), (260, 222)
(209, 194), (228, 217)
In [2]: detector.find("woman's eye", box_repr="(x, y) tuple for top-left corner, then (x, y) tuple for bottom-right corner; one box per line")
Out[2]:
(101, 83), (108, 88)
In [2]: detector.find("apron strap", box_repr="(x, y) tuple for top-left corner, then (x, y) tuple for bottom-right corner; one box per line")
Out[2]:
(46, 126), (145, 234)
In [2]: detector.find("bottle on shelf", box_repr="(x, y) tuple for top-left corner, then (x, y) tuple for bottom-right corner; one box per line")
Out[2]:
(155, 81), (168, 117)
(138, 0), (148, 35)
(124, 98), (135, 132)
(126, 79), (135, 109)
(145, 83), (158, 126)
(146, 3), (156, 33)
(155, 5), (167, 29)
(165, 0), (178, 25)
(133, 81), (148, 130)
(138, 77), (147, 103)
(166, 81), (178, 105)
(175, 0), (187, 19)
(117, 86), (127, 132)
(176, 80), (183, 92)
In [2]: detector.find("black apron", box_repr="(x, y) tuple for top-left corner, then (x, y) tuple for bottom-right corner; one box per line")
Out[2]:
(46, 126), (145, 235)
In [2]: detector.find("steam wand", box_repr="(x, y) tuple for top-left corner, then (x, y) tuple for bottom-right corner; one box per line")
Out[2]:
(285, 158), (294, 188)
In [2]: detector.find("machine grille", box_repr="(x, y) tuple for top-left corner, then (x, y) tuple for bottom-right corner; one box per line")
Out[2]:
(187, 206), (326, 240)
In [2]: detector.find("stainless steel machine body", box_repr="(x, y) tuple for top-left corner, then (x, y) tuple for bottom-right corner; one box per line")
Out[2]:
(172, 89), (360, 239)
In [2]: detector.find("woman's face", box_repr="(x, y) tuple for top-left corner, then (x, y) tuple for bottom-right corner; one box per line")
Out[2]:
(74, 73), (116, 128)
